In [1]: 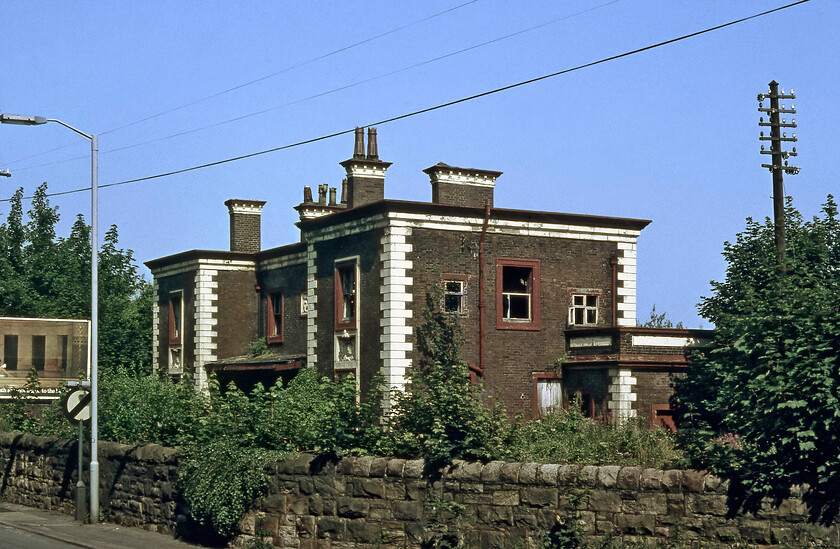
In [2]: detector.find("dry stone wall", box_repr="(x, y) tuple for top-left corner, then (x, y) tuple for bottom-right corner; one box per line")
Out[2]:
(1, 432), (838, 547)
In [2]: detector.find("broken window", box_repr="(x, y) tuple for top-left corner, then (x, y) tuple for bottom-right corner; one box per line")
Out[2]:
(335, 260), (358, 330)
(444, 279), (466, 314)
(496, 258), (540, 330)
(267, 290), (283, 343)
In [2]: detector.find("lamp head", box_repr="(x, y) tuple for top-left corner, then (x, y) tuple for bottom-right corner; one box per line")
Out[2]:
(0, 113), (48, 125)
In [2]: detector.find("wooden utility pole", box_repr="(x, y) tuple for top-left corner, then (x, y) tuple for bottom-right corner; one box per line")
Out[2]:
(758, 81), (799, 265)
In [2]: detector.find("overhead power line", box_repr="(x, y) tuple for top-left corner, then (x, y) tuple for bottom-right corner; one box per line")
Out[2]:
(1, 0), (809, 203)
(5, 0), (480, 167)
(11, 0), (622, 171)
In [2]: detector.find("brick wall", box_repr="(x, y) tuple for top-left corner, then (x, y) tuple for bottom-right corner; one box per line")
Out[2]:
(230, 212), (262, 254)
(216, 270), (259, 359)
(634, 370), (679, 421)
(312, 229), (384, 394)
(258, 263), (309, 356)
(2, 433), (836, 547)
(431, 182), (494, 208)
(155, 271), (196, 374)
(409, 227), (618, 418)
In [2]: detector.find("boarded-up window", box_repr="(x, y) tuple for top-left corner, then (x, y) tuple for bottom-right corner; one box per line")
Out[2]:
(536, 378), (563, 416)
(651, 404), (676, 432)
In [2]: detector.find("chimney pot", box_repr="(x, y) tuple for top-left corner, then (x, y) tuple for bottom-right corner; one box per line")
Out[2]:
(340, 178), (348, 204)
(303, 186), (313, 203)
(353, 127), (365, 158)
(328, 187), (337, 206)
(318, 184), (328, 204)
(367, 127), (379, 160)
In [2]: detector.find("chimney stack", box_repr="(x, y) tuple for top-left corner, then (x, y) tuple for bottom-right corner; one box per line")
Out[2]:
(225, 199), (266, 254)
(424, 163), (501, 208)
(340, 127), (391, 208)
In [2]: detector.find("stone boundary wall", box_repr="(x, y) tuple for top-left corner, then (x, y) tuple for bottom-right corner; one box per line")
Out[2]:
(0, 431), (180, 534)
(1, 432), (838, 547)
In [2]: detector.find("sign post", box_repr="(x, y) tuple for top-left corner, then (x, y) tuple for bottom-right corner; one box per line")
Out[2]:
(63, 385), (91, 521)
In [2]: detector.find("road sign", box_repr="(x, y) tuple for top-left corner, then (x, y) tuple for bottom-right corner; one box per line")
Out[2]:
(63, 387), (91, 423)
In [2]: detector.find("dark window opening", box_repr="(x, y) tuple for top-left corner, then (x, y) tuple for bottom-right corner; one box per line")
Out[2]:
(169, 294), (183, 344)
(444, 280), (466, 314)
(32, 335), (46, 371)
(335, 260), (357, 330)
(59, 335), (69, 372)
(4, 335), (18, 371)
(569, 294), (598, 325)
(502, 266), (532, 321)
(267, 291), (283, 343)
(496, 258), (540, 331)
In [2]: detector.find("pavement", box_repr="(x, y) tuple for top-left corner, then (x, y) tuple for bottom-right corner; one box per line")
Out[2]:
(0, 502), (208, 549)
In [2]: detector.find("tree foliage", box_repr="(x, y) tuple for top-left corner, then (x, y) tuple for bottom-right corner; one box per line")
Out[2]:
(0, 184), (152, 375)
(674, 196), (840, 518)
(639, 304), (684, 329)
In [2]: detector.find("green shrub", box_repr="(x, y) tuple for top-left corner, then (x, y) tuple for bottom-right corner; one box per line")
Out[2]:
(177, 439), (281, 538)
(97, 369), (207, 447)
(0, 368), (75, 439)
(247, 338), (270, 357)
(196, 368), (381, 455)
(384, 297), (516, 468)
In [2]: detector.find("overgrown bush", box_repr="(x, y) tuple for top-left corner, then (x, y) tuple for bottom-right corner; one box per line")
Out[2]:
(383, 296), (516, 468)
(98, 368), (207, 447)
(512, 395), (682, 468)
(195, 368), (381, 455)
(177, 439), (281, 538)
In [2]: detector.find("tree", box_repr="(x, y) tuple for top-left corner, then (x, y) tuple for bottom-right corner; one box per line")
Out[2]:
(0, 184), (152, 375)
(673, 195), (840, 519)
(639, 304), (684, 329)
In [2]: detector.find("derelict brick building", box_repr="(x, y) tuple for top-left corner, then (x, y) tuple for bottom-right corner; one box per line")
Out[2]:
(145, 129), (710, 423)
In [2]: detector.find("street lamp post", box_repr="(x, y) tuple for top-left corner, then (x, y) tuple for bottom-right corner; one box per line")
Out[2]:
(0, 113), (100, 523)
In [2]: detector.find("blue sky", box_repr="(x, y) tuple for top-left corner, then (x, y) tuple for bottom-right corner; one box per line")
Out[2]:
(0, 0), (835, 327)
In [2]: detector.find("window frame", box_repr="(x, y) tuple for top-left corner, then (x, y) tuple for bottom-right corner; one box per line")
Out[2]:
(569, 293), (599, 326)
(334, 259), (358, 331)
(168, 292), (183, 345)
(266, 289), (284, 343)
(496, 258), (540, 331)
(443, 274), (468, 315)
